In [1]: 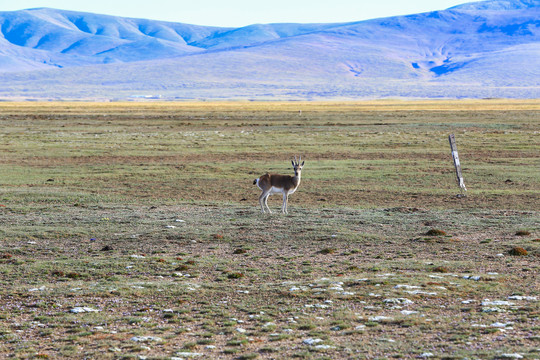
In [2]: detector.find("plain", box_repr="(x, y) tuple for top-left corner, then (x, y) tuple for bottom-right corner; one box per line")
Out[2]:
(0, 100), (538, 359)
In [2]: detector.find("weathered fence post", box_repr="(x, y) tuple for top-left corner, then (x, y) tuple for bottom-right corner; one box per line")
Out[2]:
(448, 134), (467, 196)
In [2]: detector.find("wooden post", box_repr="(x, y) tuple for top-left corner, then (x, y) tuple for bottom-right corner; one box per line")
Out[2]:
(448, 134), (467, 195)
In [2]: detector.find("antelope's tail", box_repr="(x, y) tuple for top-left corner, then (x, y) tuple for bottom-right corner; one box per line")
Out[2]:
(253, 178), (258, 185)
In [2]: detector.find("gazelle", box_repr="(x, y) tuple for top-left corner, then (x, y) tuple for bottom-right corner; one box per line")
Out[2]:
(253, 156), (304, 214)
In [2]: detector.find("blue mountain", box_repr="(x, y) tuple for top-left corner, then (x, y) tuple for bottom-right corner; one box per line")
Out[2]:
(0, 0), (538, 99)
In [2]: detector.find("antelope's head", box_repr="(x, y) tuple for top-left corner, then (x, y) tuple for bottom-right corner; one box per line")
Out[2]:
(291, 156), (304, 177)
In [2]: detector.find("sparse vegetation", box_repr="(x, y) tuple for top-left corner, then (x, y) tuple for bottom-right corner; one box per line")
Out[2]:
(0, 101), (538, 359)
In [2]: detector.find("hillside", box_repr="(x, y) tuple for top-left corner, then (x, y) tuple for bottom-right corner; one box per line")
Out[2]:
(0, 0), (538, 99)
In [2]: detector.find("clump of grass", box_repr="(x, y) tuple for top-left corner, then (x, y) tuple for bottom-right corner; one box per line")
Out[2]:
(227, 272), (244, 279)
(425, 229), (447, 236)
(508, 247), (528, 256)
(319, 248), (336, 255)
(432, 266), (450, 273)
(66, 272), (81, 279)
(175, 265), (190, 271)
(238, 353), (258, 360)
(0, 253), (12, 259)
(51, 270), (64, 277)
(213, 234), (224, 240)
(233, 249), (247, 254)
(515, 230), (531, 236)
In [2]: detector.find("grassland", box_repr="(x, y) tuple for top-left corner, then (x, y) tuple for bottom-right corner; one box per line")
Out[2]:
(0, 100), (538, 359)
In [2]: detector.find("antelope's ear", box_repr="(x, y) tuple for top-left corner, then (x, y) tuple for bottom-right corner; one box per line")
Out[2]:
(301, 161), (305, 166)
(291, 160), (295, 167)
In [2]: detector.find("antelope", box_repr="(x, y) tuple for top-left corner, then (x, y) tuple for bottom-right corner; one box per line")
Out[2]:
(253, 156), (304, 214)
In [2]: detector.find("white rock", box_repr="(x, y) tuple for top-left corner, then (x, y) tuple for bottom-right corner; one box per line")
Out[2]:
(329, 286), (344, 291)
(500, 354), (523, 359)
(491, 322), (513, 328)
(482, 307), (505, 313)
(315, 344), (336, 350)
(355, 325), (366, 330)
(463, 275), (481, 281)
(236, 328), (246, 333)
(303, 338), (323, 345)
(29, 286), (46, 292)
(420, 353), (435, 358)
(461, 299), (475, 304)
(165, 225), (176, 229)
(401, 310), (418, 315)
(508, 295), (537, 301)
(175, 219), (185, 222)
(369, 316), (393, 322)
(481, 300), (515, 306)
(405, 290), (438, 296)
(70, 307), (100, 313)
(384, 298), (414, 305)
(395, 284), (421, 289)
(130, 255), (145, 259)
(131, 336), (162, 342)
(174, 352), (204, 357)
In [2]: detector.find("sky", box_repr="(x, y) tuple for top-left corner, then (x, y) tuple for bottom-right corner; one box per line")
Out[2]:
(0, 0), (475, 27)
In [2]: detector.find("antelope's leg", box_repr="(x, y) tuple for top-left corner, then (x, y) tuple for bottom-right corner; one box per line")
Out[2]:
(282, 193), (288, 214)
(264, 194), (272, 213)
(259, 191), (270, 213)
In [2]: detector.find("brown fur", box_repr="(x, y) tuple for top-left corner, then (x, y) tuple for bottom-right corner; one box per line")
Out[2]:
(257, 173), (299, 191)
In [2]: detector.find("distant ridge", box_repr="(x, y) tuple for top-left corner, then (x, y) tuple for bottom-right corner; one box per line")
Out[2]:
(0, 0), (538, 100)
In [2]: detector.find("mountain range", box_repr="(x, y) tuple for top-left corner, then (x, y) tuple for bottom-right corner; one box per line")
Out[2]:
(0, 0), (538, 100)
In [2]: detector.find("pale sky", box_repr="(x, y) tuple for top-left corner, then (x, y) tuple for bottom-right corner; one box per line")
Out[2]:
(0, 0), (476, 27)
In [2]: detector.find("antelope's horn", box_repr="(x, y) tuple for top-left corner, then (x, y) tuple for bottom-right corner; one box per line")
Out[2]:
(294, 155), (298, 164)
